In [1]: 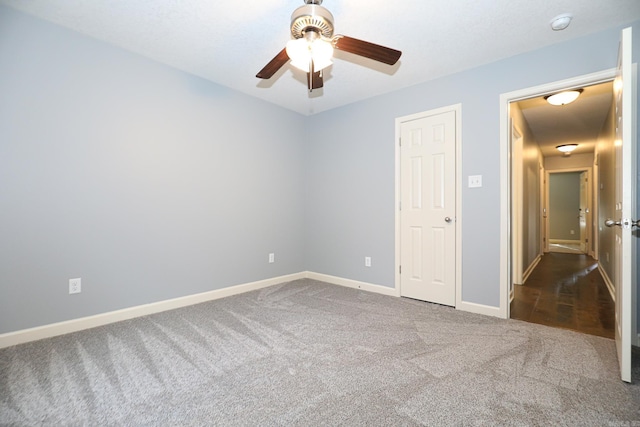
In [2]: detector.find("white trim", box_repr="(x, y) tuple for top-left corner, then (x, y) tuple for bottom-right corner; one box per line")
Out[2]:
(598, 264), (615, 304)
(499, 68), (616, 319)
(522, 254), (542, 284)
(511, 124), (524, 285)
(0, 272), (305, 349)
(456, 300), (503, 318)
(394, 103), (463, 306)
(305, 272), (398, 296)
(454, 106), (463, 311)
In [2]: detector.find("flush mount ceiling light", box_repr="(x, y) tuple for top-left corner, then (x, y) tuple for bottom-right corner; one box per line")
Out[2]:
(545, 89), (583, 106)
(550, 13), (573, 31)
(556, 144), (578, 153)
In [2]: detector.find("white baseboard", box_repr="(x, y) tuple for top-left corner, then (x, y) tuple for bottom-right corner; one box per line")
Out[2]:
(597, 264), (615, 303)
(522, 254), (541, 284)
(307, 272), (504, 319)
(456, 300), (503, 318)
(0, 270), (528, 349)
(304, 271), (398, 297)
(0, 272), (306, 349)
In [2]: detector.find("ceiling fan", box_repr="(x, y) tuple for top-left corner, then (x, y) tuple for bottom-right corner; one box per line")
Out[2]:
(256, 0), (402, 92)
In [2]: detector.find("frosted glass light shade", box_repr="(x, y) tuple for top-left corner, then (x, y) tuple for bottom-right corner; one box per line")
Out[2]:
(545, 90), (582, 106)
(556, 144), (578, 153)
(286, 38), (333, 72)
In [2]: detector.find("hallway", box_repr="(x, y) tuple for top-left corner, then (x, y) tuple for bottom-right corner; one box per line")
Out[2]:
(510, 252), (615, 339)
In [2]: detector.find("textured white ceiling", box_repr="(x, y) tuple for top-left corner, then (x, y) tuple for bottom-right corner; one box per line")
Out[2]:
(1, 0), (639, 116)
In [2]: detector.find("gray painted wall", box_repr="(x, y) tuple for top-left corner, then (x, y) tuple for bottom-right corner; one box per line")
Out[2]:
(549, 173), (581, 240)
(0, 7), (306, 333)
(1, 5), (639, 335)
(305, 21), (640, 312)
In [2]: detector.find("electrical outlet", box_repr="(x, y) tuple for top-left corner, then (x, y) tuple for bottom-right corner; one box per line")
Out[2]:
(69, 278), (81, 294)
(570, 230), (575, 235)
(269, 253), (275, 263)
(365, 257), (372, 267)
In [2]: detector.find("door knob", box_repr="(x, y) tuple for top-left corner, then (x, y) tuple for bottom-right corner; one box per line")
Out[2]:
(445, 217), (453, 223)
(605, 218), (640, 228)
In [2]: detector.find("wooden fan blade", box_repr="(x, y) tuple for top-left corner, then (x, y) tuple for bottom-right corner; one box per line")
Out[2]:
(332, 35), (401, 65)
(256, 48), (289, 79)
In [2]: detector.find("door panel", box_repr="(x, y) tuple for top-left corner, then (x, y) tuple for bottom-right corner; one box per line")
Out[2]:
(612, 26), (634, 383)
(400, 110), (456, 306)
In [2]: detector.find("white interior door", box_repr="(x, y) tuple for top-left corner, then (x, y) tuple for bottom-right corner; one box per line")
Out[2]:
(607, 26), (635, 383)
(400, 109), (456, 306)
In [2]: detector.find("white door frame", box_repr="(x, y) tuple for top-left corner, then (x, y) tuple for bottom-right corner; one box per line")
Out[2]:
(395, 103), (462, 308)
(540, 162), (546, 255)
(511, 124), (524, 285)
(498, 69), (615, 319)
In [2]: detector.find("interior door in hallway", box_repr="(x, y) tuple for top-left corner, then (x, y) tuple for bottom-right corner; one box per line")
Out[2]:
(399, 109), (456, 306)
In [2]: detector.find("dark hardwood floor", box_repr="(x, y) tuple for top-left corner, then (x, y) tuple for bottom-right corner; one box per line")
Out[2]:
(510, 252), (615, 339)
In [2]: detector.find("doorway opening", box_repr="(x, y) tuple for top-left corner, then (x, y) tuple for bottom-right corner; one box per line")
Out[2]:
(546, 169), (593, 256)
(500, 70), (618, 339)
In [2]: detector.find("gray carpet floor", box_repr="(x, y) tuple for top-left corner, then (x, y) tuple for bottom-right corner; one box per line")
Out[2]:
(1, 279), (639, 426)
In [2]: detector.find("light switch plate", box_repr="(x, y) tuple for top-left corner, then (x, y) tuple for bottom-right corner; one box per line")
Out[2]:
(468, 175), (482, 188)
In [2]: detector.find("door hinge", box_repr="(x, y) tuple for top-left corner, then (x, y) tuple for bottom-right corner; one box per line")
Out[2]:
(399, 137), (402, 147)
(399, 200), (402, 211)
(399, 265), (402, 274)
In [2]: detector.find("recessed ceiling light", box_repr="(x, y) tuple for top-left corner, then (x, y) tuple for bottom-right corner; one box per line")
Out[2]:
(550, 13), (573, 31)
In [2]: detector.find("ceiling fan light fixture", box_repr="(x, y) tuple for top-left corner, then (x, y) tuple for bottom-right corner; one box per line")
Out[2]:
(556, 144), (578, 153)
(286, 37), (333, 72)
(545, 89), (583, 106)
(255, 0), (402, 92)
